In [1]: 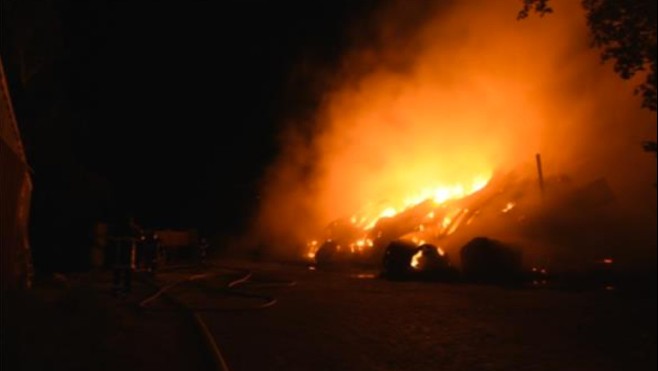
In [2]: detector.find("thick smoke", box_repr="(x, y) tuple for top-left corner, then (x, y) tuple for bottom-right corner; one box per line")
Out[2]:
(252, 0), (656, 268)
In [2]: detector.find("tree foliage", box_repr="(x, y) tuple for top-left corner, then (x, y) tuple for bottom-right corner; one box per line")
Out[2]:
(518, 0), (553, 19)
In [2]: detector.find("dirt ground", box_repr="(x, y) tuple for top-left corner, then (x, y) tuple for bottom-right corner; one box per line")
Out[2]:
(2, 260), (656, 371)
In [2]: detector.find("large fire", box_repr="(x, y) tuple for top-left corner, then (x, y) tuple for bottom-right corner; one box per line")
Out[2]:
(253, 0), (657, 269)
(305, 176), (491, 260)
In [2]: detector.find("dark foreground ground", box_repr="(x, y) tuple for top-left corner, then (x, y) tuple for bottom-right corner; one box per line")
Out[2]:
(2, 259), (656, 371)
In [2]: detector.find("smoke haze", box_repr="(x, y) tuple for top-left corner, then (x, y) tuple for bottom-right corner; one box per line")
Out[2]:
(252, 0), (656, 268)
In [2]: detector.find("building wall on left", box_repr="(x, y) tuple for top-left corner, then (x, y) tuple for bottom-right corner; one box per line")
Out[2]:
(0, 57), (33, 290)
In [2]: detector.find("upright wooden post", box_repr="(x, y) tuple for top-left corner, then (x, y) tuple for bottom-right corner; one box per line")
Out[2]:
(535, 153), (545, 197)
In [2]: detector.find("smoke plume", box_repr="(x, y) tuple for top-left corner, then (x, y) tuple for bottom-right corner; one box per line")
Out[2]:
(252, 0), (656, 268)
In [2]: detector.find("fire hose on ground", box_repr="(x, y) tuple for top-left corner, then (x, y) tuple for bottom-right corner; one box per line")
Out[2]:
(136, 264), (296, 371)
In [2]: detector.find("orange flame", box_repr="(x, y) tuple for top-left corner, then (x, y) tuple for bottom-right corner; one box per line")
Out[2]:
(254, 0), (657, 265)
(305, 176), (489, 260)
(410, 249), (423, 270)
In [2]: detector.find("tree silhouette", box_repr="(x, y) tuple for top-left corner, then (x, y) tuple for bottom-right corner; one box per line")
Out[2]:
(520, 0), (656, 110)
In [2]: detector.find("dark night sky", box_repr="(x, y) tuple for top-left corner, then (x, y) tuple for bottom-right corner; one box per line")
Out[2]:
(1, 0), (381, 271)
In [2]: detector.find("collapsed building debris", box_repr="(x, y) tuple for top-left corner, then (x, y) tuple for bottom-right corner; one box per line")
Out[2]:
(304, 164), (636, 286)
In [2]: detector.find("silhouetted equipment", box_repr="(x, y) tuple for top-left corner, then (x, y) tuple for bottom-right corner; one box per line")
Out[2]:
(155, 229), (199, 262)
(138, 230), (160, 273)
(460, 237), (522, 283)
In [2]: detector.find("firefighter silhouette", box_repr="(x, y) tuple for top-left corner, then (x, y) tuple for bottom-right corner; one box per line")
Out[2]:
(141, 230), (160, 273)
(111, 216), (141, 295)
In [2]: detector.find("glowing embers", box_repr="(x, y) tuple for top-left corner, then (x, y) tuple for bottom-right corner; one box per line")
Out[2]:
(350, 273), (378, 279)
(501, 201), (516, 213)
(410, 245), (446, 270)
(306, 240), (319, 259)
(410, 249), (424, 270)
(382, 241), (458, 281)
